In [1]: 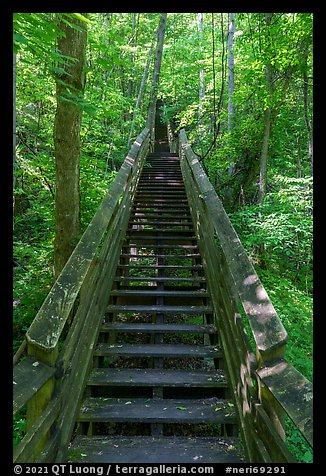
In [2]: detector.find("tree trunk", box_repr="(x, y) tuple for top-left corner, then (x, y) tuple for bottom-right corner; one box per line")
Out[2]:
(53, 14), (88, 277)
(128, 31), (156, 149)
(13, 52), (17, 216)
(127, 13), (138, 99)
(197, 13), (204, 131)
(227, 13), (235, 133)
(147, 13), (167, 133)
(302, 49), (313, 176)
(257, 13), (273, 205)
(227, 12), (236, 180)
(258, 106), (271, 204)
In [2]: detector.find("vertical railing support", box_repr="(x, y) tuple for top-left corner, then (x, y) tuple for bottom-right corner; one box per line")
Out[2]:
(26, 343), (58, 460)
(256, 347), (287, 441)
(167, 122), (178, 153)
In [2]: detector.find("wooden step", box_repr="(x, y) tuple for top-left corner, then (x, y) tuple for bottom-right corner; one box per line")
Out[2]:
(127, 229), (194, 236)
(137, 191), (185, 196)
(138, 181), (183, 185)
(147, 160), (180, 163)
(77, 397), (236, 424)
(133, 203), (189, 209)
(114, 276), (206, 283)
(146, 164), (180, 167)
(135, 196), (187, 200)
(124, 235), (197, 242)
(144, 169), (180, 172)
(129, 221), (193, 226)
(117, 264), (202, 271)
(123, 243), (198, 250)
(109, 289), (208, 297)
(145, 167), (180, 171)
(147, 153), (179, 157)
(67, 435), (243, 463)
(137, 188), (186, 195)
(94, 343), (221, 358)
(140, 174), (183, 178)
(132, 211), (190, 216)
(126, 232), (196, 238)
(134, 198), (188, 203)
(105, 305), (212, 314)
(87, 368), (228, 388)
(101, 322), (216, 334)
(130, 214), (192, 220)
(120, 253), (200, 259)
(136, 192), (187, 196)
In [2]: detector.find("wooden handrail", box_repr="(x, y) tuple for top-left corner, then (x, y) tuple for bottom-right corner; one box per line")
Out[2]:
(26, 127), (150, 355)
(179, 128), (287, 365)
(257, 360), (313, 447)
(179, 127), (313, 460)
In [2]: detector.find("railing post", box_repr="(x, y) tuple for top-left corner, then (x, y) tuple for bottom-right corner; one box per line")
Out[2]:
(256, 347), (287, 442)
(26, 342), (58, 460)
(167, 122), (178, 153)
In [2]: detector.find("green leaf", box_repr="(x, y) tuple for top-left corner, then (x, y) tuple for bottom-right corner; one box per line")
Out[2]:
(14, 33), (28, 46)
(176, 406), (187, 411)
(72, 13), (92, 24)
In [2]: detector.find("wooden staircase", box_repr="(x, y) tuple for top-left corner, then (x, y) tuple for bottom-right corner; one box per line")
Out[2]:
(14, 109), (312, 464)
(67, 147), (244, 462)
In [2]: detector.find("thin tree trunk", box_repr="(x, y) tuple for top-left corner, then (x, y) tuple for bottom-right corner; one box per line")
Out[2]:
(128, 31), (156, 149)
(53, 14), (88, 277)
(13, 52), (17, 216)
(227, 12), (235, 177)
(198, 13), (204, 131)
(227, 13), (235, 132)
(303, 49), (313, 176)
(258, 106), (272, 204)
(147, 13), (167, 134)
(127, 13), (138, 99)
(257, 13), (273, 205)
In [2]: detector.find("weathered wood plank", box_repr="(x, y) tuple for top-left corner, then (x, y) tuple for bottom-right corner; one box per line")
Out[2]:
(109, 289), (208, 297)
(88, 368), (228, 387)
(105, 304), (212, 314)
(94, 343), (222, 358)
(117, 264), (202, 270)
(101, 322), (216, 334)
(14, 398), (60, 463)
(257, 360), (313, 447)
(254, 403), (296, 462)
(78, 397), (236, 424)
(68, 435), (243, 463)
(115, 276), (206, 283)
(13, 357), (55, 416)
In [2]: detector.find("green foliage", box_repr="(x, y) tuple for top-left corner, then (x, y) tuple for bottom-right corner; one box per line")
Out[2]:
(257, 270), (312, 380)
(13, 411), (27, 447)
(13, 232), (54, 353)
(80, 154), (117, 228)
(228, 173), (312, 294)
(286, 419), (313, 463)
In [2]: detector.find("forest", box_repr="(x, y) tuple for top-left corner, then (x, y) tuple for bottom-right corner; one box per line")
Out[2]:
(13, 13), (313, 463)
